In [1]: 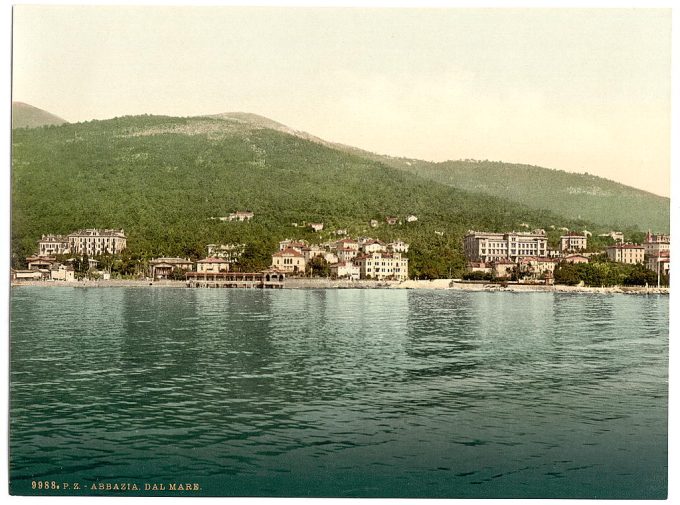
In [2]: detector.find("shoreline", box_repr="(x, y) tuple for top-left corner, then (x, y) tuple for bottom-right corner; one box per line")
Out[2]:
(10, 278), (670, 294)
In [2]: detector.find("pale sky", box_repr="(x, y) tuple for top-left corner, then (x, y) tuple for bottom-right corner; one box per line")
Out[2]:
(11, 6), (671, 196)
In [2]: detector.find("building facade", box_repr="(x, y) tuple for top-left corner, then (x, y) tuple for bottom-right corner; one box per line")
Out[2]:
(271, 248), (307, 274)
(355, 252), (408, 281)
(646, 251), (670, 277)
(38, 235), (69, 255)
(67, 229), (127, 256)
(464, 231), (548, 262)
(37, 229), (127, 256)
(605, 244), (645, 264)
(643, 232), (670, 257)
(560, 232), (587, 252)
(149, 257), (194, 279)
(196, 257), (230, 273)
(387, 240), (410, 253)
(518, 257), (558, 280)
(330, 262), (360, 280)
(206, 243), (246, 263)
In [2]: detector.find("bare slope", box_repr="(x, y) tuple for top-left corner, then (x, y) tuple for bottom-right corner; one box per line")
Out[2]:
(12, 102), (68, 129)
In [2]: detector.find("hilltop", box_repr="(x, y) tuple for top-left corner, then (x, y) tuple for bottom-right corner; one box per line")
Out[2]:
(11, 113), (615, 277)
(12, 101), (68, 129)
(372, 157), (670, 233)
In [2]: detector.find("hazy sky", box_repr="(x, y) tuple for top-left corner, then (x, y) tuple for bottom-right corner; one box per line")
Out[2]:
(12, 6), (671, 196)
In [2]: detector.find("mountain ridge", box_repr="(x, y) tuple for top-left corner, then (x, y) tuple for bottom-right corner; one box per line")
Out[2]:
(202, 112), (669, 231)
(11, 113), (616, 277)
(11, 101), (68, 129)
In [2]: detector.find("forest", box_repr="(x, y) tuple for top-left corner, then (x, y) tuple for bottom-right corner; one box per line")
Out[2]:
(11, 114), (656, 279)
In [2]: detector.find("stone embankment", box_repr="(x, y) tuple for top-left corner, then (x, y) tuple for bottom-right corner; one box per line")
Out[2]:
(11, 279), (187, 288)
(11, 278), (669, 294)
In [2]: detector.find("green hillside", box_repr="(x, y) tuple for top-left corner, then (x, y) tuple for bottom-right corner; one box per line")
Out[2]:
(364, 156), (670, 233)
(12, 101), (68, 129)
(11, 114), (610, 278)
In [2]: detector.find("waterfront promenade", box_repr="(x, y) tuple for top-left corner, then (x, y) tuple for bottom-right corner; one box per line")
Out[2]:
(11, 278), (669, 294)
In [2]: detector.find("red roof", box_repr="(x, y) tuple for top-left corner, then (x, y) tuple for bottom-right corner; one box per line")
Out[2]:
(273, 248), (304, 258)
(197, 257), (229, 263)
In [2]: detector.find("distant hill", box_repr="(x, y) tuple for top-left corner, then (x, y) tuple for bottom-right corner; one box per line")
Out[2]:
(369, 157), (670, 234)
(11, 114), (604, 277)
(202, 116), (670, 233)
(12, 101), (68, 129)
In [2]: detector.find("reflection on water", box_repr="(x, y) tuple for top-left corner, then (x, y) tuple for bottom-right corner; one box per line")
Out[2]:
(10, 287), (668, 498)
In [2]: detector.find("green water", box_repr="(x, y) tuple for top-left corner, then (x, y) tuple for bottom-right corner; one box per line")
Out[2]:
(9, 287), (668, 498)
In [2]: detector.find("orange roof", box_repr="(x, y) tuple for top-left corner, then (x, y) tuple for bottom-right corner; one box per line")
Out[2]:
(197, 257), (229, 263)
(273, 248), (304, 258)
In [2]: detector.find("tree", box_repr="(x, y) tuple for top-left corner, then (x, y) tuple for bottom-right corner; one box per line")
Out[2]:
(169, 267), (188, 281)
(306, 255), (330, 277)
(623, 264), (657, 286)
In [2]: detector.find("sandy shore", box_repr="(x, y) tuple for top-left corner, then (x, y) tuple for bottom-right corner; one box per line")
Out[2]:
(11, 278), (669, 294)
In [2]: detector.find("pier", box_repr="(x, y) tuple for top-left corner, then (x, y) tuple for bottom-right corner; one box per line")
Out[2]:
(186, 271), (285, 289)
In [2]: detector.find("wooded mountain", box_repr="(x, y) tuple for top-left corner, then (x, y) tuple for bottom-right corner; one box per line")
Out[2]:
(12, 101), (68, 129)
(372, 156), (670, 234)
(10, 112), (662, 276)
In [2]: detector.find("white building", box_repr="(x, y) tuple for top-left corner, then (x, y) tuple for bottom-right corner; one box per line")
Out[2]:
(518, 257), (558, 280)
(334, 238), (359, 251)
(464, 231), (548, 262)
(323, 252), (339, 264)
(646, 251), (670, 277)
(68, 229), (127, 256)
(330, 261), (360, 280)
(271, 248), (307, 274)
(38, 234), (69, 255)
(228, 211), (254, 222)
(355, 251), (408, 281)
(309, 223), (324, 232)
(38, 229), (127, 256)
(51, 264), (75, 282)
(598, 231), (624, 242)
(149, 257), (194, 279)
(279, 239), (307, 252)
(302, 245), (325, 262)
(336, 247), (358, 263)
(196, 257), (230, 273)
(361, 240), (387, 253)
(387, 240), (409, 253)
(643, 232), (670, 257)
(206, 243), (246, 263)
(560, 232), (587, 252)
(606, 244), (645, 264)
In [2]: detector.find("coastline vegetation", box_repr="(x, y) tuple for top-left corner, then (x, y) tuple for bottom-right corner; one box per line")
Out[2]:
(11, 114), (667, 282)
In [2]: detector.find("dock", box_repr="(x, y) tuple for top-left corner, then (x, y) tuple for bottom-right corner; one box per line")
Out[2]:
(186, 271), (285, 288)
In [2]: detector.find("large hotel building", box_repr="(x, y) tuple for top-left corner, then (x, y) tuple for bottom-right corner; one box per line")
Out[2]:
(38, 229), (127, 256)
(464, 231), (548, 262)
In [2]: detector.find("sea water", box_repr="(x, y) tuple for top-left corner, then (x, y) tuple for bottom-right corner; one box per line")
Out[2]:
(9, 287), (668, 498)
